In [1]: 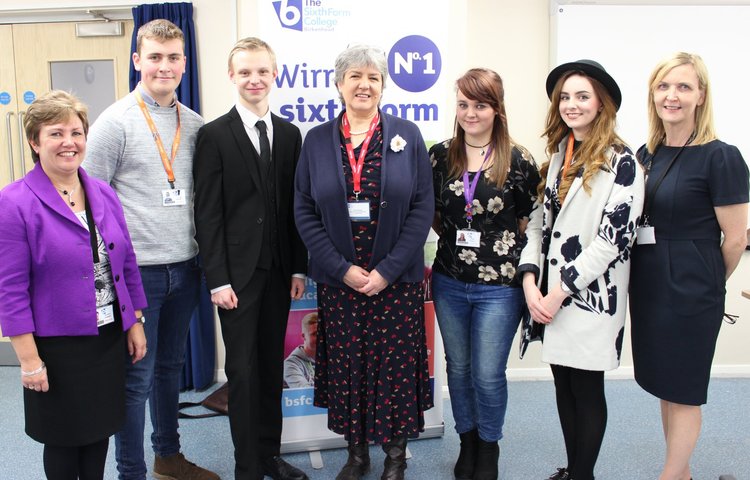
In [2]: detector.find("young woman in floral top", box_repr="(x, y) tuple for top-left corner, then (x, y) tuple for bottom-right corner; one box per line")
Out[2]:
(430, 68), (540, 480)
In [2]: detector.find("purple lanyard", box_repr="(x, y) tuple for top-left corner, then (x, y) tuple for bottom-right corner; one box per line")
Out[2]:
(462, 146), (493, 225)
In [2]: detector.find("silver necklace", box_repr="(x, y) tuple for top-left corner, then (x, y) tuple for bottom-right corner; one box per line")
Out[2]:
(55, 183), (79, 207)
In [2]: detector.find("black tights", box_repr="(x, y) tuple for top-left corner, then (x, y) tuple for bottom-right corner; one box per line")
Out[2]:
(551, 364), (607, 480)
(43, 438), (109, 480)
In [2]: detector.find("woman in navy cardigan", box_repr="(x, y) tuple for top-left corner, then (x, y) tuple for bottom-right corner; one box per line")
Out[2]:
(294, 45), (433, 480)
(0, 91), (147, 479)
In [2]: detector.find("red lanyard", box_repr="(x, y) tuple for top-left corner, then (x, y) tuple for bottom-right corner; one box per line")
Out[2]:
(341, 112), (379, 199)
(135, 90), (181, 188)
(562, 131), (575, 179)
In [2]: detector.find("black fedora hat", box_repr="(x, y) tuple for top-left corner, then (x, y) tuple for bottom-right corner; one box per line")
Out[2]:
(545, 59), (622, 111)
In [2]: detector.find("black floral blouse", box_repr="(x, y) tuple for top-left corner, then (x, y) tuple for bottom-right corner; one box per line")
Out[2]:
(431, 139), (541, 285)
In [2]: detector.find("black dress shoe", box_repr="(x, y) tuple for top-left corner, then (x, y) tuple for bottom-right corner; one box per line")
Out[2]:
(261, 456), (309, 480)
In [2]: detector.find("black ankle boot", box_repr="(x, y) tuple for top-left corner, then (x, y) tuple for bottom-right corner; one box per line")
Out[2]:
(381, 437), (407, 480)
(473, 438), (499, 480)
(454, 429), (478, 479)
(335, 443), (370, 480)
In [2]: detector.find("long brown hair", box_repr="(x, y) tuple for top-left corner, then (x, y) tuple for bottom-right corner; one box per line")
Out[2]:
(446, 68), (517, 188)
(539, 71), (624, 202)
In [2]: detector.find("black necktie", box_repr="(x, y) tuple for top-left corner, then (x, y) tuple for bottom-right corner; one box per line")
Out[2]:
(256, 120), (271, 169)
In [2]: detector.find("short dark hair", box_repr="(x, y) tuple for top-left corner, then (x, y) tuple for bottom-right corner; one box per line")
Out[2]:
(24, 90), (89, 163)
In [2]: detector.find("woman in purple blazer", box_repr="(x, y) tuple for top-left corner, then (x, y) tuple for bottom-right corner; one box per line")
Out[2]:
(0, 91), (147, 480)
(294, 45), (434, 480)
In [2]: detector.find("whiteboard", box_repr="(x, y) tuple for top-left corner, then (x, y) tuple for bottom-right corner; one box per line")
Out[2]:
(553, 3), (750, 160)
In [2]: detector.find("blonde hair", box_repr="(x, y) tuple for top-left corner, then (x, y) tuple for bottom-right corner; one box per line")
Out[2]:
(539, 71), (625, 202)
(228, 37), (277, 72)
(24, 90), (89, 163)
(446, 68), (527, 189)
(136, 19), (184, 54)
(646, 52), (715, 153)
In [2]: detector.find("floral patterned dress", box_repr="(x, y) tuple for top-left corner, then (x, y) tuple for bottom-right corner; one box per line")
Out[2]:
(431, 140), (540, 286)
(313, 123), (433, 444)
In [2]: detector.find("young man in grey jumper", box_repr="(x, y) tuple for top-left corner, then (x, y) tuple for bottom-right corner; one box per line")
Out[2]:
(83, 19), (218, 480)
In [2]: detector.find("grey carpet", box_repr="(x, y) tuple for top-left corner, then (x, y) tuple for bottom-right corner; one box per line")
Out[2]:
(0, 367), (747, 479)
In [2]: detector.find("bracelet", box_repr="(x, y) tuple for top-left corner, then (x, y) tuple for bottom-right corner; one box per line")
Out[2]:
(21, 362), (46, 377)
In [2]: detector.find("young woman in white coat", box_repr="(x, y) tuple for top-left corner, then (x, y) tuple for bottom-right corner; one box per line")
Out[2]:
(518, 60), (645, 480)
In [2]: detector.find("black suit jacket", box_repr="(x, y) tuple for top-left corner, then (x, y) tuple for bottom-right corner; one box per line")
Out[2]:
(193, 107), (307, 293)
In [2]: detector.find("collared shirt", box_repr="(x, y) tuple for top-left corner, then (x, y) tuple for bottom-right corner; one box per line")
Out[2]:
(210, 104), (303, 294)
(235, 102), (274, 158)
(137, 83), (177, 108)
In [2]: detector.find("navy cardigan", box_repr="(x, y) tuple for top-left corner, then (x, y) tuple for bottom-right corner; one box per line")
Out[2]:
(294, 112), (433, 288)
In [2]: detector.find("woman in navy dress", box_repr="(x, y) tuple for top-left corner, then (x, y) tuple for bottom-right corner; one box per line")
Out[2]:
(630, 52), (749, 480)
(294, 44), (434, 480)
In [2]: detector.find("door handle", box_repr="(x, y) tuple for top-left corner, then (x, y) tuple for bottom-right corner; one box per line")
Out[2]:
(5, 112), (14, 181)
(17, 111), (26, 176)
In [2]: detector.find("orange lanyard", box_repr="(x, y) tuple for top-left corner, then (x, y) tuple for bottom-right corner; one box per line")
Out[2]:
(561, 131), (575, 179)
(135, 90), (181, 188)
(341, 112), (379, 199)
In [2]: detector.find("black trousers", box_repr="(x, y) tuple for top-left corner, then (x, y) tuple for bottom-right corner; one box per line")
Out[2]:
(219, 267), (290, 480)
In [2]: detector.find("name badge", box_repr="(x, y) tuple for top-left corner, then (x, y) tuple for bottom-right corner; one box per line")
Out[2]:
(636, 226), (656, 245)
(97, 304), (115, 327)
(456, 229), (481, 248)
(162, 189), (187, 207)
(348, 201), (370, 222)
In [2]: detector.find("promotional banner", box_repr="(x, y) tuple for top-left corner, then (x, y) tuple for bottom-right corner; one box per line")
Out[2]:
(280, 244), (441, 452)
(260, 0), (449, 140)
(257, 0), (450, 452)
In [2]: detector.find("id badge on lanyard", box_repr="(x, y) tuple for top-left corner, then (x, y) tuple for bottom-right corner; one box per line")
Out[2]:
(97, 304), (115, 327)
(162, 188), (187, 206)
(348, 200), (370, 222)
(342, 112), (378, 222)
(135, 89), (182, 194)
(456, 229), (481, 248)
(458, 147), (492, 249)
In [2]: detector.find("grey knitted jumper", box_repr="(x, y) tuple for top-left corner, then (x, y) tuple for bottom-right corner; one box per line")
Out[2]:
(83, 90), (204, 266)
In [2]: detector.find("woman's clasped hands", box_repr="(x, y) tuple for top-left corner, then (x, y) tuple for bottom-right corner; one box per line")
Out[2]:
(343, 265), (389, 297)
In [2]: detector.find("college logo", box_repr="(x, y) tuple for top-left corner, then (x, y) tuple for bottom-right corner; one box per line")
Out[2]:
(273, 0), (303, 31)
(272, 0), (351, 32)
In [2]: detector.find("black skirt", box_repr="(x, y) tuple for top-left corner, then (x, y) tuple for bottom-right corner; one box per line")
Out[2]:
(24, 316), (127, 446)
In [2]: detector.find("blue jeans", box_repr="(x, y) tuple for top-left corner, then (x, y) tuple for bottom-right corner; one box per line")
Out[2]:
(432, 272), (523, 442)
(115, 257), (200, 480)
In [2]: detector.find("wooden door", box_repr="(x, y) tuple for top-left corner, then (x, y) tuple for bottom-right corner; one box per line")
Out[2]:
(11, 21), (134, 178)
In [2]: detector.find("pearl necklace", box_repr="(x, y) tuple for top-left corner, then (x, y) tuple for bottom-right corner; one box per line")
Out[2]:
(55, 182), (79, 207)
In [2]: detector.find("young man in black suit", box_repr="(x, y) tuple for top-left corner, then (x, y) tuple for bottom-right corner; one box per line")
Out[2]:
(193, 37), (308, 480)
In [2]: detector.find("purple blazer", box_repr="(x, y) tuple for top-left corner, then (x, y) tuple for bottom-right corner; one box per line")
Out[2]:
(0, 163), (147, 337)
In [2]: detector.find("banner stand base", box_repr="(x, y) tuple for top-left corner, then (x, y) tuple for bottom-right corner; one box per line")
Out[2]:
(281, 423), (445, 455)
(309, 450), (323, 469)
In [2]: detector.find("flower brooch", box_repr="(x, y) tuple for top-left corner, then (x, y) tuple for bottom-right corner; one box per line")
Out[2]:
(390, 134), (407, 152)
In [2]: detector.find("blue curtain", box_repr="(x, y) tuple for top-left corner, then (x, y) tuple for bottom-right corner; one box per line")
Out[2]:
(130, 2), (215, 390)
(130, 2), (201, 114)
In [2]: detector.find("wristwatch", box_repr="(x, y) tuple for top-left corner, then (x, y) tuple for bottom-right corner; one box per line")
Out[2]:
(560, 281), (573, 296)
(137, 316), (146, 324)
